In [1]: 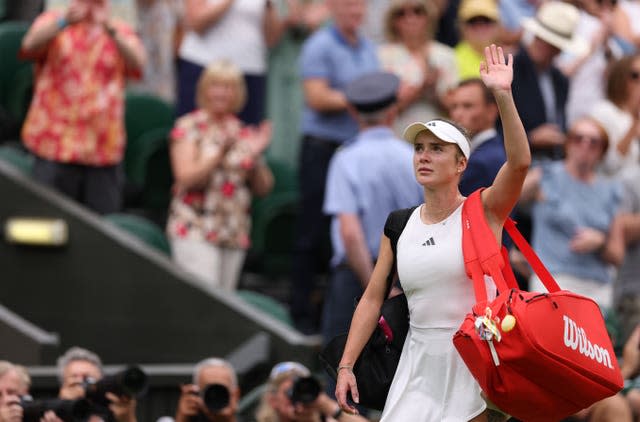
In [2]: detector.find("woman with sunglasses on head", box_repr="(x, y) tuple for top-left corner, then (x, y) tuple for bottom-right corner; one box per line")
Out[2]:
(336, 44), (529, 422)
(378, 0), (459, 136)
(521, 116), (625, 308)
(520, 115), (632, 421)
(588, 54), (640, 180)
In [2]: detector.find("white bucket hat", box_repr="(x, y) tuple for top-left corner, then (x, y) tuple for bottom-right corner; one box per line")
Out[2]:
(522, 1), (588, 56)
(402, 119), (471, 159)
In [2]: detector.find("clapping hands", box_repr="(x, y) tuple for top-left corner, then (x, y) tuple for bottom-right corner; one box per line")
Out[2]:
(242, 120), (272, 157)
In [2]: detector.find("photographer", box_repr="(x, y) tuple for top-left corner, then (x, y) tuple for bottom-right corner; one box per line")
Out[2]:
(255, 362), (368, 422)
(0, 361), (29, 422)
(55, 347), (138, 422)
(174, 358), (241, 422)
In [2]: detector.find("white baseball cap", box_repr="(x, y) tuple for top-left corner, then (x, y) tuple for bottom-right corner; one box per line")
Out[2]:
(402, 119), (471, 159)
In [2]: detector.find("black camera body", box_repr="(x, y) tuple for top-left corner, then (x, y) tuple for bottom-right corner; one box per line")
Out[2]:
(83, 366), (148, 408)
(20, 397), (91, 422)
(188, 383), (231, 421)
(287, 376), (321, 405)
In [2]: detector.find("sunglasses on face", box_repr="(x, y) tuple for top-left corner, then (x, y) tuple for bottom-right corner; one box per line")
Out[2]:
(393, 5), (427, 19)
(465, 16), (496, 26)
(567, 133), (603, 150)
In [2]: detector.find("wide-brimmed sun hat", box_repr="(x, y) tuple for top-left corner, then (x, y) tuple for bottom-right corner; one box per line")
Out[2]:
(521, 1), (588, 56)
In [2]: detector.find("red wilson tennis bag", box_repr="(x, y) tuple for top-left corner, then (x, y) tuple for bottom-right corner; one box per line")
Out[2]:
(453, 190), (623, 422)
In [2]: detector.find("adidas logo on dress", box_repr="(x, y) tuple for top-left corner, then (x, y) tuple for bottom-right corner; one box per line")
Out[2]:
(422, 237), (435, 246)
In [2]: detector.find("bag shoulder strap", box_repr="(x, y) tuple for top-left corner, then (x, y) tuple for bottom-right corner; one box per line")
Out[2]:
(462, 190), (518, 302)
(383, 206), (418, 297)
(462, 189), (560, 303)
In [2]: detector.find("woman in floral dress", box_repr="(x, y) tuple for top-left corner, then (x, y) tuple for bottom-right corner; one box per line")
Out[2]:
(167, 59), (274, 291)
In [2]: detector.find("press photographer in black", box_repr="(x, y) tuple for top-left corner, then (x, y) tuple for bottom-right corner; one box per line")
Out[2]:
(54, 347), (140, 422)
(174, 358), (241, 422)
(0, 360), (85, 422)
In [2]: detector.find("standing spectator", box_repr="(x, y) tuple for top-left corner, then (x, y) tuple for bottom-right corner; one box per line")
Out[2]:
(378, 0), (459, 135)
(20, 0), (146, 215)
(588, 54), (640, 180)
(454, 0), (502, 80)
(448, 78), (505, 196)
(321, 71), (423, 346)
(290, 0), (379, 334)
(176, 0), (295, 123)
(512, 0), (587, 161)
(130, 0), (183, 103)
(174, 358), (241, 422)
(559, 0), (620, 126)
(167, 60), (274, 291)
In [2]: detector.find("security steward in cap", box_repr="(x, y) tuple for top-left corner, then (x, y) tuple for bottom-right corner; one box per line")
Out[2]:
(321, 71), (424, 355)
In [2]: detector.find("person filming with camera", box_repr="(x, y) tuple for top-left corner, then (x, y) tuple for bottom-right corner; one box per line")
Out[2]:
(174, 358), (241, 422)
(255, 362), (368, 422)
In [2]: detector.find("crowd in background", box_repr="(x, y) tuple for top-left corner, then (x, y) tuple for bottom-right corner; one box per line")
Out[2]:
(3, 0), (640, 420)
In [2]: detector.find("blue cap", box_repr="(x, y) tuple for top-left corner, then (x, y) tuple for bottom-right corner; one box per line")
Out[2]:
(345, 71), (400, 113)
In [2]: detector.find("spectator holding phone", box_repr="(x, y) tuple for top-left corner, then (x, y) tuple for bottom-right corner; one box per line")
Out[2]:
(20, 0), (146, 214)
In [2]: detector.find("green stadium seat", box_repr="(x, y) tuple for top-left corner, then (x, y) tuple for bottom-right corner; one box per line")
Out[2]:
(236, 290), (293, 327)
(0, 21), (30, 107)
(247, 158), (299, 277)
(123, 92), (174, 178)
(0, 142), (33, 174)
(4, 64), (33, 124)
(104, 213), (171, 255)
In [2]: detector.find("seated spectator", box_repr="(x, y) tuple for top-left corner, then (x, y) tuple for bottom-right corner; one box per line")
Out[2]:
(520, 116), (624, 308)
(378, 0), (459, 135)
(522, 117), (632, 421)
(166, 60), (274, 291)
(20, 0), (146, 215)
(174, 358), (240, 422)
(588, 53), (640, 180)
(0, 361), (30, 422)
(255, 361), (369, 422)
(454, 0), (502, 80)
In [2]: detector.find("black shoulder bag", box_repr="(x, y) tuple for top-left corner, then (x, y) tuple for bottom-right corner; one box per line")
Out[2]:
(318, 206), (417, 410)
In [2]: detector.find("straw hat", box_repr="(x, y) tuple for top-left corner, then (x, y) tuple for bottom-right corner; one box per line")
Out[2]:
(522, 1), (588, 56)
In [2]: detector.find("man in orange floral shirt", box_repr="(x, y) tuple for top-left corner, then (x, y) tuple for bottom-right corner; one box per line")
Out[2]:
(20, 0), (146, 214)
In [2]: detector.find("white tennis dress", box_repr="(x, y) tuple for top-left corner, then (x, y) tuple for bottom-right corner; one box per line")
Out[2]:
(380, 203), (487, 422)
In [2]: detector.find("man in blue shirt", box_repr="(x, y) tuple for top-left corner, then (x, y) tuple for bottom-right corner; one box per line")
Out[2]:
(291, 0), (379, 334)
(322, 71), (423, 347)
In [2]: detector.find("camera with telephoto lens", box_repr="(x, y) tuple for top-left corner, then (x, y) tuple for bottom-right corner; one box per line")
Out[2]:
(187, 383), (231, 421)
(20, 396), (91, 422)
(83, 366), (148, 408)
(287, 376), (321, 405)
